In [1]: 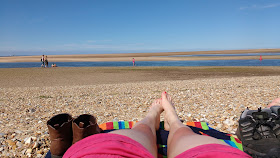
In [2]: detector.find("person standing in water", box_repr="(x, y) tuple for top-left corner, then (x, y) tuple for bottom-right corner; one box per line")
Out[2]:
(45, 55), (49, 67)
(132, 58), (136, 67)
(41, 55), (45, 67)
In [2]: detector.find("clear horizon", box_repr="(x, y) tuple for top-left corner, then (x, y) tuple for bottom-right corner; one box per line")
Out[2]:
(1, 0), (280, 56)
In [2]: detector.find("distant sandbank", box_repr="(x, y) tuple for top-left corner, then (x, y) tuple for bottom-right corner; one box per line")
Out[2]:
(1, 48), (280, 63)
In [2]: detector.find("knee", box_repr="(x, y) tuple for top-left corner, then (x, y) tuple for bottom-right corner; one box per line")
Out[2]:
(169, 127), (196, 144)
(133, 124), (153, 133)
(174, 127), (195, 136)
(109, 124), (154, 139)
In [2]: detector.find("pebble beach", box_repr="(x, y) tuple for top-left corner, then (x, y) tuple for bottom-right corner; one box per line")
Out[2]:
(1, 67), (280, 157)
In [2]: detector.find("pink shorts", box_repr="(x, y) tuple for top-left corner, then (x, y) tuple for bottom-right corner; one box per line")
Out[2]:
(63, 133), (154, 158)
(176, 144), (251, 158)
(63, 133), (250, 158)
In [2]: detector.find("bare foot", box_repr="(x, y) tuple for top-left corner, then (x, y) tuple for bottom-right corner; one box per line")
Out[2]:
(147, 99), (164, 130)
(161, 91), (180, 131)
(268, 97), (280, 107)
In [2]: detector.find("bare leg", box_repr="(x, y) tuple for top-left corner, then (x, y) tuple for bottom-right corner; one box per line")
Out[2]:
(110, 99), (163, 157)
(268, 97), (280, 107)
(161, 91), (228, 158)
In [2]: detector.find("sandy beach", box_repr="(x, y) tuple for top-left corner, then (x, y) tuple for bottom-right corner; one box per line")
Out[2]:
(1, 66), (280, 157)
(1, 49), (280, 63)
(2, 0), (280, 156)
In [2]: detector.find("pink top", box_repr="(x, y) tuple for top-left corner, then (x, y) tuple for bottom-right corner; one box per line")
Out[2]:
(133, 58), (135, 62)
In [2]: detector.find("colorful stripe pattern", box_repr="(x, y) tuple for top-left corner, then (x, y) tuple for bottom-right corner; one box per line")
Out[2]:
(185, 122), (243, 150)
(99, 121), (136, 131)
(99, 121), (243, 157)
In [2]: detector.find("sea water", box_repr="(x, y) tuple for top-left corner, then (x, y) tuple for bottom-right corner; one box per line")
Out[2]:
(0, 59), (279, 68)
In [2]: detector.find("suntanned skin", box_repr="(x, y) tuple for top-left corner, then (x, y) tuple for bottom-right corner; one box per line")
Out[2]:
(110, 99), (163, 157)
(161, 92), (228, 158)
(110, 92), (229, 158)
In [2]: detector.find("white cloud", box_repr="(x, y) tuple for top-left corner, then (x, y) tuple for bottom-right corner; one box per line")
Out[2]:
(86, 40), (112, 43)
(59, 42), (156, 51)
(239, 7), (248, 10)
(239, 3), (280, 10)
(0, 40), (157, 53)
(86, 40), (97, 43)
(261, 3), (280, 8)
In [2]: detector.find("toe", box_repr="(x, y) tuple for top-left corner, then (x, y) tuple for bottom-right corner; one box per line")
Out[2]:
(162, 91), (167, 99)
(156, 99), (161, 104)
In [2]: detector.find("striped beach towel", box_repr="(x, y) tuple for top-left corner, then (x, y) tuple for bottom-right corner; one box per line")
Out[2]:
(100, 121), (243, 158)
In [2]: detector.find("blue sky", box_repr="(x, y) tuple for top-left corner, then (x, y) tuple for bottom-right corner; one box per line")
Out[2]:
(0, 0), (280, 56)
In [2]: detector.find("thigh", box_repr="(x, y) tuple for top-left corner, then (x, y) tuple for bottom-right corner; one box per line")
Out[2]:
(110, 124), (157, 157)
(168, 127), (228, 158)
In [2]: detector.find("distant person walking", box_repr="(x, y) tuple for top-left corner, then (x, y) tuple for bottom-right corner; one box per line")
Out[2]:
(132, 58), (136, 67)
(41, 55), (45, 67)
(45, 55), (49, 67)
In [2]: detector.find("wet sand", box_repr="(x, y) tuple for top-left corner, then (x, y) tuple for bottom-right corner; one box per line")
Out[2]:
(1, 66), (280, 88)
